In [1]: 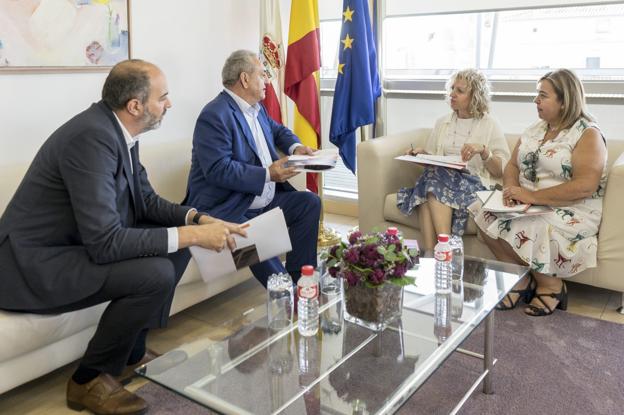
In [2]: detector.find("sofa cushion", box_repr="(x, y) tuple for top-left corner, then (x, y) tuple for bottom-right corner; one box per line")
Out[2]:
(383, 193), (478, 235)
(0, 303), (107, 362)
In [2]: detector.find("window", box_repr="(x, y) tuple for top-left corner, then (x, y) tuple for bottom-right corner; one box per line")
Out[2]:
(383, 3), (624, 85)
(320, 20), (342, 79)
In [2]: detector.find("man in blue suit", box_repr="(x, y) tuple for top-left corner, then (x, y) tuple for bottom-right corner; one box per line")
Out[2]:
(185, 50), (321, 286)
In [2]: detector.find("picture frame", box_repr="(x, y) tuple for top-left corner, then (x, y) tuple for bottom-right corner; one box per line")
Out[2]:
(0, 0), (131, 73)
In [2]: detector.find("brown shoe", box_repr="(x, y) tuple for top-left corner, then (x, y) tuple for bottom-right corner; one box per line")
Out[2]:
(67, 373), (147, 415)
(116, 349), (161, 384)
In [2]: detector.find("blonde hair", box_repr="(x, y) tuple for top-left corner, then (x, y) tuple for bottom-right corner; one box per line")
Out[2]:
(446, 69), (491, 118)
(538, 69), (594, 130)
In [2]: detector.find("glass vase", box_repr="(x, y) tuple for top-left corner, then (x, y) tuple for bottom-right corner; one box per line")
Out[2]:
(343, 281), (403, 331)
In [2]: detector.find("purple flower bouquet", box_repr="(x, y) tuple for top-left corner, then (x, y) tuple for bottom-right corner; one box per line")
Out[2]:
(324, 229), (418, 330)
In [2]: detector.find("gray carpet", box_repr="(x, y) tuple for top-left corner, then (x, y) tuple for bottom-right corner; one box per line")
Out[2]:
(136, 308), (624, 414)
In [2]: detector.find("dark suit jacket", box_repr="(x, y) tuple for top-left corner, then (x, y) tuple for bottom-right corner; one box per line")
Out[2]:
(0, 101), (190, 310)
(184, 91), (299, 222)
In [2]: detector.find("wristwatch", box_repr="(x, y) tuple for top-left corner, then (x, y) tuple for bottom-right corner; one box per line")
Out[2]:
(192, 211), (204, 225)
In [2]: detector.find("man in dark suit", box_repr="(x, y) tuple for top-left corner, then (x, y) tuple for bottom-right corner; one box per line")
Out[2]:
(185, 50), (321, 286)
(0, 60), (246, 415)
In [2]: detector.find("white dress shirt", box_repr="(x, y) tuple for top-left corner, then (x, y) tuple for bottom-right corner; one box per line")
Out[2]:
(223, 88), (300, 209)
(112, 113), (192, 253)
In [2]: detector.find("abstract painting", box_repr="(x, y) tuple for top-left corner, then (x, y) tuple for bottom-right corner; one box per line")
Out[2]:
(0, 0), (130, 71)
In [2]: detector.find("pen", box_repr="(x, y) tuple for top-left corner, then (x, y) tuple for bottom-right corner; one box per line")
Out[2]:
(482, 190), (496, 208)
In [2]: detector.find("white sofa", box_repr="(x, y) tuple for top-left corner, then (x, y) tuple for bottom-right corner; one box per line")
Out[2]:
(0, 139), (254, 394)
(358, 128), (624, 311)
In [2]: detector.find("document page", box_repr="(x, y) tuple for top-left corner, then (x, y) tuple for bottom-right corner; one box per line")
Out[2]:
(189, 208), (292, 283)
(395, 154), (467, 170)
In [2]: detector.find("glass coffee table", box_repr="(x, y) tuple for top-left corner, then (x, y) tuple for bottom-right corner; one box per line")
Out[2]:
(138, 256), (528, 414)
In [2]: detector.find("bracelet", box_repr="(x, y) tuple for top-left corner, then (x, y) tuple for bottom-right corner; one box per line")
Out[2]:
(481, 148), (493, 162)
(192, 211), (204, 225)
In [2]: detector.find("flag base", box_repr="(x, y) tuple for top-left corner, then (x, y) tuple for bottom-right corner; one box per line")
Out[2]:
(317, 221), (342, 248)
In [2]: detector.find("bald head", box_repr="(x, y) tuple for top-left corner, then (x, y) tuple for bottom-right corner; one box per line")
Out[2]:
(102, 59), (160, 110)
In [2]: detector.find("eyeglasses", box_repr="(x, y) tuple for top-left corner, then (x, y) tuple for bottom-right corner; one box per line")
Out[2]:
(523, 150), (540, 182)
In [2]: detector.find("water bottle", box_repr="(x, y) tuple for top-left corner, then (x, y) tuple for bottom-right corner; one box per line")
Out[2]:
(449, 235), (464, 281)
(267, 272), (294, 331)
(320, 271), (342, 334)
(434, 234), (452, 294)
(297, 265), (319, 337)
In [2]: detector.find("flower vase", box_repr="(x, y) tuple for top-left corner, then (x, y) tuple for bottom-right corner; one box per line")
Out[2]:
(343, 281), (403, 331)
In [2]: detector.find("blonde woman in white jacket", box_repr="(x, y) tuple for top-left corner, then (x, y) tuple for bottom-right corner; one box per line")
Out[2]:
(397, 69), (510, 250)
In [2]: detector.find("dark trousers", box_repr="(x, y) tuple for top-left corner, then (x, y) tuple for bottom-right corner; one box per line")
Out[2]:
(244, 190), (321, 286)
(18, 249), (190, 375)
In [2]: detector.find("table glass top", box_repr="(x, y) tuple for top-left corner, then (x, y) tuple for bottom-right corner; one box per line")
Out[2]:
(139, 256), (528, 414)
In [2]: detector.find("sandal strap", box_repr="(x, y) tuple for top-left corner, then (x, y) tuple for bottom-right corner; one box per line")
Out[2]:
(527, 293), (556, 316)
(496, 293), (517, 310)
(525, 303), (553, 316)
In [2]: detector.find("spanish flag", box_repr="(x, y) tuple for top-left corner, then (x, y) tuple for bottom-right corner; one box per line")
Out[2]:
(260, 0), (287, 125)
(285, 0), (321, 193)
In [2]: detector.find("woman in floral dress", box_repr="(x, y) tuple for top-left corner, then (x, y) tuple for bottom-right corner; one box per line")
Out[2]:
(397, 69), (510, 251)
(470, 69), (607, 316)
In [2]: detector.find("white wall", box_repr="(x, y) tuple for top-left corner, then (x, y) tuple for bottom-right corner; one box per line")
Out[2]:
(0, 0), (260, 167)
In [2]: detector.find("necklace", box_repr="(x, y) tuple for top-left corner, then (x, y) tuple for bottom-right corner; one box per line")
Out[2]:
(544, 124), (561, 141)
(451, 114), (477, 148)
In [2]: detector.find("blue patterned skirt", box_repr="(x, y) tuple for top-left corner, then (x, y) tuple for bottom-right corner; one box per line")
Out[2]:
(397, 166), (487, 236)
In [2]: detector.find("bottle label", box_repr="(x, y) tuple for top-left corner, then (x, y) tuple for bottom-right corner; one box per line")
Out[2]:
(435, 250), (452, 262)
(298, 281), (318, 299)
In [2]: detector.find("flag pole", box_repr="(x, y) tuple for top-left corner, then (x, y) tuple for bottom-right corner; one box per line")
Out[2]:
(317, 172), (342, 248)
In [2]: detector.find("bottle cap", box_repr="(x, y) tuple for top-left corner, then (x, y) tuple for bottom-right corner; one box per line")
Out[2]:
(386, 227), (399, 236)
(437, 234), (449, 243)
(301, 265), (314, 276)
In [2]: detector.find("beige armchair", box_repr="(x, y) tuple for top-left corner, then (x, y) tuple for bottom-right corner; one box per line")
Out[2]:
(357, 128), (624, 311)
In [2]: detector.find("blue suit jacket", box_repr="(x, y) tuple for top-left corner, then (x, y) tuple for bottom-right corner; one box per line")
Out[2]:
(185, 91), (300, 222)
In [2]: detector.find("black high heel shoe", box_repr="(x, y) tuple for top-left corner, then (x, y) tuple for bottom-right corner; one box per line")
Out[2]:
(525, 281), (568, 317)
(496, 275), (536, 310)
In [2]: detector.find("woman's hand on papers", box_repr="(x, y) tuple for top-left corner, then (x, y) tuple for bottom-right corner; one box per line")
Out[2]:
(405, 146), (425, 156)
(270, 155), (300, 182)
(503, 186), (536, 206)
(461, 143), (485, 162)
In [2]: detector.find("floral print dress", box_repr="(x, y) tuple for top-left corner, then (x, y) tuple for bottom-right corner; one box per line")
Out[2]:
(470, 118), (607, 277)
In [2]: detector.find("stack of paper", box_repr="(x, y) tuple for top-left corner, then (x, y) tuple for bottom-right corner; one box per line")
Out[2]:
(286, 149), (338, 172)
(476, 190), (552, 217)
(395, 154), (467, 170)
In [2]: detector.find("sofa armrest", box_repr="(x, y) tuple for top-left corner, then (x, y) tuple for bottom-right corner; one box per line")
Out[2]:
(357, 129), (430, 232)
(597, 153), (624, 265)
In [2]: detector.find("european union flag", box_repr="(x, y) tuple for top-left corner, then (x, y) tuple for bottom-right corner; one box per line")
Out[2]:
(329, 0), (381, 174)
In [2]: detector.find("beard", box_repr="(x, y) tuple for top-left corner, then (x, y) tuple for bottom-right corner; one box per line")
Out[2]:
(140, 107), (165, 133)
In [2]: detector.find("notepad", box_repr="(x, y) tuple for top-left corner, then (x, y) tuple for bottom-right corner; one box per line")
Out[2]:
(476, 190), (552, 216)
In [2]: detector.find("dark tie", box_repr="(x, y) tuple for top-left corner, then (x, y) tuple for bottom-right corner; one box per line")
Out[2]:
(130, 146), (142, 220)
